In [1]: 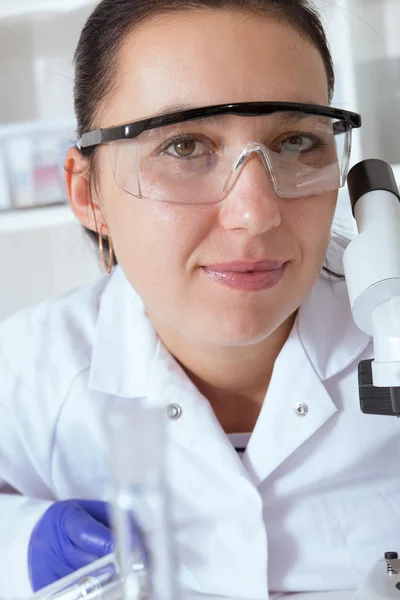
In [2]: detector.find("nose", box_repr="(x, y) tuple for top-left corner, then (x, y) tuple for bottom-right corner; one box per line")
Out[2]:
(218, 152), (282, 236)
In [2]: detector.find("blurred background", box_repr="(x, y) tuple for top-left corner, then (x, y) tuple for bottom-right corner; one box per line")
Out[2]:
(0, 0), (398, 320)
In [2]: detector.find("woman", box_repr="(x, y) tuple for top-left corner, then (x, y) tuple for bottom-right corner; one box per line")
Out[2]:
(0, 0), (399, 598)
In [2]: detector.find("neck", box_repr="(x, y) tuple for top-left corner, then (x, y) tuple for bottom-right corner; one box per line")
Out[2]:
(148, 310), (297, 434)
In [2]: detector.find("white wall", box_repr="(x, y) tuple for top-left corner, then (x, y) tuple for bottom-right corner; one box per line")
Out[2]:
(0, 6), (95, 125)
(0, 20), (37, 124)
(326, 0), (400, 166)
(317, 0), (400, 234)
(0, 210), (101, 321)
(0, 5), (99, 322)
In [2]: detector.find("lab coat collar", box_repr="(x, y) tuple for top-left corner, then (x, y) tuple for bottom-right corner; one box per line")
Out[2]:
(89, 267), (371, 399)
(297, 275), (371, 381)
(243, 320), (339, 484)
(89, 267), (157, 398)
(243, 277), (371, 484)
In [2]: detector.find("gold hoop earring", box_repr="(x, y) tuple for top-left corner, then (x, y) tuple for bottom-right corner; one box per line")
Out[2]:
(98, 224), (114, 275)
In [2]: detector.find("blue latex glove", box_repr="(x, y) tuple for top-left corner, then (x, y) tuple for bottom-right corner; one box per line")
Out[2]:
(28, 499), (115, 592)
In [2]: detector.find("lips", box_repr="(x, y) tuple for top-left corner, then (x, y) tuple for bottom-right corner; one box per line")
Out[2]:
(202, 260), (288, 292)
(204, 260), (286, 273)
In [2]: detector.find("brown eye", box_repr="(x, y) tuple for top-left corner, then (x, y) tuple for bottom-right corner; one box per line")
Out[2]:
(163, 137), (209, 159)
(174, 139), (197, 157)
(281, 135), (316, 153)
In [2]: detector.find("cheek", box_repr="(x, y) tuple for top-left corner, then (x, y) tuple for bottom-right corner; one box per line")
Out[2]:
(285, 193), (337, 255)
(104, 191), (216, 283)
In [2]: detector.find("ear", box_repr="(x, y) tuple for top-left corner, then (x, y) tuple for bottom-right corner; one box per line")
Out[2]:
(64, 146), (109, 235)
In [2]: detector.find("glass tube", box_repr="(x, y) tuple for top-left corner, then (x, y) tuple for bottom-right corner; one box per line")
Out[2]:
(106, 402), (179, 600)
(31, 553), (122, 600)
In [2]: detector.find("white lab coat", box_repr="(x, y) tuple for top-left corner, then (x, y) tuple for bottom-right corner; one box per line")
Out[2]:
(1, 266), (400, 600)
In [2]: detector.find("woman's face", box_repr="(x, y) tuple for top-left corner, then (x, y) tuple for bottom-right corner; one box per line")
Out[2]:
(75, 11), (338, 347)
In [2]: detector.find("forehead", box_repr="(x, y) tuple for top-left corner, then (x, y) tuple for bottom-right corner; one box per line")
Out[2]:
(105, 10), (329, 126)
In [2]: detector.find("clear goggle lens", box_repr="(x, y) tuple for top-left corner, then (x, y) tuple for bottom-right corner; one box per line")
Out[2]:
(108, 112), (352, 203)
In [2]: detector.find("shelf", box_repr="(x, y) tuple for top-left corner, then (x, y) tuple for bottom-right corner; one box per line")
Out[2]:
(0, 204), (75, 233)
(0, 0), (95, 20)
(0, 117), (76, 139)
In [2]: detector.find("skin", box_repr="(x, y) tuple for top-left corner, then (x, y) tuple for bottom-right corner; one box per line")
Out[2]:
(65, 10), (338, 433)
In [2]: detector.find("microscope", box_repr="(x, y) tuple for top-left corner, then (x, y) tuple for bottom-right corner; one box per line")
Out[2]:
(344, 159), (400, 418)
(343, 159), (400, 599)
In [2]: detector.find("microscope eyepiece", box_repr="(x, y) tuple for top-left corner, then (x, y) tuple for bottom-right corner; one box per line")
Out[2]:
(347, 158), (400, 216)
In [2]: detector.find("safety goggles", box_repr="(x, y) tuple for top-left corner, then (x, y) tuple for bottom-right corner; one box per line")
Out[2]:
(78, 102), (362, 203)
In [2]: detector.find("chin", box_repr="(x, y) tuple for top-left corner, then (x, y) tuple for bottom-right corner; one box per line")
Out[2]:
(193, 312), (285, 348)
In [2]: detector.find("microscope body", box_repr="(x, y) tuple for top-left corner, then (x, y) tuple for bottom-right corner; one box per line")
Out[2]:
(351, 555), (400, 599)
(344, 159), (400, 415)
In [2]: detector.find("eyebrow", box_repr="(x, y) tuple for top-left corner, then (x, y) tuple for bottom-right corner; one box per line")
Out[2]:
(152, 102), (214, 116)
(152, 100), (320, 114)
(150, 103), (227, 127)
(276, 111), (322, 124)
(149, 101), (323, 127)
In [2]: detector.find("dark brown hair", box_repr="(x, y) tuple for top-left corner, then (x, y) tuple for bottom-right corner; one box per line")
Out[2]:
(73, 0), (340, 276)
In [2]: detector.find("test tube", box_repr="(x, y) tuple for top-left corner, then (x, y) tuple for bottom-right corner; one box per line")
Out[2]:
(31, 553), (122, 600)
(106, 401), (178, 600)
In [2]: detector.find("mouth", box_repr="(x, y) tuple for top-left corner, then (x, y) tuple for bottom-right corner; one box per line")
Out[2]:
(204, 260), (286, 273)
(201, 260), (288, 292)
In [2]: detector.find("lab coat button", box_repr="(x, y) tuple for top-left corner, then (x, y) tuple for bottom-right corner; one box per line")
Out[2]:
(167, 404), (182, 420)
(294, 402), (309, 416)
